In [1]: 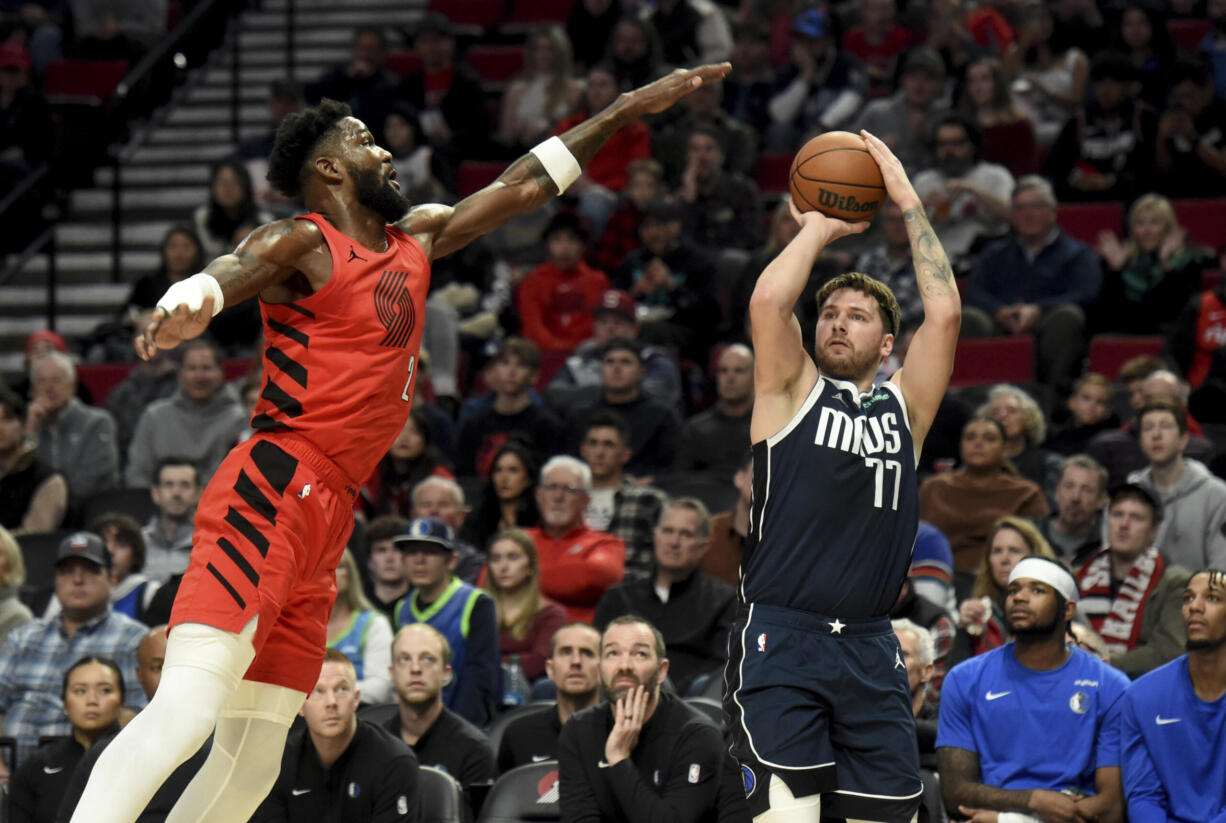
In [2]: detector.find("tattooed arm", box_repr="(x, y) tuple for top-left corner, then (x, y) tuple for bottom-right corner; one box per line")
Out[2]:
(135, 218), (323, 359)
(861, 130), (961, 452)
(939, 746), (1093, 822)
(405, 63), (730, 261)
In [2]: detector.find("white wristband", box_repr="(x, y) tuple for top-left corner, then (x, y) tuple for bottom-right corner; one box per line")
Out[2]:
(529, 136), (582, 194)
(999, 813), (1041, 823)
(156, 273), (225, 317)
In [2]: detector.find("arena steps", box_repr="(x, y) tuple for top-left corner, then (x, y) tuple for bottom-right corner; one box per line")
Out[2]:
(0, 0), (430, 377)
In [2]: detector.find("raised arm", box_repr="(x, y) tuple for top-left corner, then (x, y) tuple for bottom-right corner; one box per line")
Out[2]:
(404, 63), (731, 261)
(135, 218), (324, 359)
(748, 200), (868, 443)
(862, 131), (961, 451)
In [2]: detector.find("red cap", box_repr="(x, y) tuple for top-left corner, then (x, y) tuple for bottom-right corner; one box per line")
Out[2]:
(594, 290), (635, 320)
(0, 43), (31, 71)
(25, 330), (68, 355)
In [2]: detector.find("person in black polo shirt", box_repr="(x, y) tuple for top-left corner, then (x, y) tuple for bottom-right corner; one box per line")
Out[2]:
(383, 623), (497, 794)
(251, 649), (418, 823)
(497, 622), (602, 772)
(558, 615), (732, 822)
(593, 499), (737, 694)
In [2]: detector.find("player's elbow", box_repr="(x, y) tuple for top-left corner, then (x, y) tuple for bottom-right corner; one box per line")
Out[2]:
(749, 284), (792, 323)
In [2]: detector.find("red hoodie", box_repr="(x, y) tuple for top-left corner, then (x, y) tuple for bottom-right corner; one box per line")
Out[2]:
(517, 260), (610, 351)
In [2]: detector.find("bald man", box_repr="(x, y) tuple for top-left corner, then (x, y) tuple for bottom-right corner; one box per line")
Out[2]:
(674, 343), (754, 474)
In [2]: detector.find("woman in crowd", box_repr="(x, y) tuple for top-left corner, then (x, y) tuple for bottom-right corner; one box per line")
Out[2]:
(483, 528), (567, 684)
(0, 526), (32, 645)
(460, 441), (542, 550)
(191, 158), (271, 260)
(1005, 0), (1089, 145)
(951, 516), (1060, 664)
(360, 408), (455, 519)
(982, 383), (1059, 496)
(919, 416), (1050, 570)
(1113, 3), (1176, 109)
(1095, 193), (1214, 335)
(8, 657), (125, 823)
(382, 103), (452, 204)
(326, 548), (393, 704)
(956, 56), (1038, 175)
(498, 25), (583, 155)
(122, 225), (206, 316)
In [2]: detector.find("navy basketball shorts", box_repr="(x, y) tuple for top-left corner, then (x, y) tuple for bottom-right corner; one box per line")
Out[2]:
(723, 603), (923, 822)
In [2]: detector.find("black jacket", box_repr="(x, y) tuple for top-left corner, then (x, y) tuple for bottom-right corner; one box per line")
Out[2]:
(496, 704), (564, 774)
(381, 706), (496, 789)
(12, 735), (89, 823)
(56, 732), (207, 823)
(558, 693), (726, 823)
(251, 720), (419, 823)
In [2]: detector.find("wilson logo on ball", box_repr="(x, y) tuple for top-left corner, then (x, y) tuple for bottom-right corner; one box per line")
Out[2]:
(817, 189), (879, 214)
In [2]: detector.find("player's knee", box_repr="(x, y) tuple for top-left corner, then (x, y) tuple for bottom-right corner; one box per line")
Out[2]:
(753, 775), (821, 823)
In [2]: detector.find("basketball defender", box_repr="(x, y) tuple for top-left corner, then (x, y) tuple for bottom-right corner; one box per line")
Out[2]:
(724, 131), (960, 823)
(68, 62), (730, 823)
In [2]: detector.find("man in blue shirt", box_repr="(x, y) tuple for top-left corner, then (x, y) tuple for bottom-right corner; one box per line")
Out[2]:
(938, 556), (1128, 822)
(962, 176), (1103, 391)
(1117, 568), (1226, 822)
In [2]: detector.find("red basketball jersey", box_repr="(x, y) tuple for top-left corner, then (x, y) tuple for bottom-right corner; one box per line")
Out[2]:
(250, 213), (429, 486)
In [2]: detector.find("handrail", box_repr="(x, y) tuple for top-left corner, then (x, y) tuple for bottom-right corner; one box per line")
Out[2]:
(0, 162), (48, 218)
(112, 0), (227, 108)
(0, 225), (55, 291)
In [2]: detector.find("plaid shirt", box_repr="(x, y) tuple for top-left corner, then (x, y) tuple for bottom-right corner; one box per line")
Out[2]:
(606, 483), (669, 581)
(0, 609), (147, 760)
(590, 201), (643, 274)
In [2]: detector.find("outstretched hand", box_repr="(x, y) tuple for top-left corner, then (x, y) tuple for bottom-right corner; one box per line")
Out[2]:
(861, 130), (921, 212)
(623, 63), (732, 118)
(134, 298), (215, 361)
(787, 196), (870, 244)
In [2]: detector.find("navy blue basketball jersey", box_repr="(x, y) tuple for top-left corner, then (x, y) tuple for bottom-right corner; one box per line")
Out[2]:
(742, 376), (919, 617)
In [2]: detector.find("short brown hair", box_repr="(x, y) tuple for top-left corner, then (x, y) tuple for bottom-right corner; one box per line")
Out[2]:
(366, 515), (408, 547)
(493, 337), (541, 372)
(90, 514), (146, 573)
(321, 647), (358, 683)
(604, 615), (666, 661)
(1118, 355), (1164, 384)
(1138, 398), (1187, 435)
(814, 272), (901, 338)
(1073, 372), (1112, 394)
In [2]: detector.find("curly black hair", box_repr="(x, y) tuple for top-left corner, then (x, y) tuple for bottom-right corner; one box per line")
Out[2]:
(266, 98), (353, 198)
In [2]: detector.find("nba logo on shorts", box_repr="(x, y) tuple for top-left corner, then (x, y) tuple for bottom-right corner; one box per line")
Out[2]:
(742, 764), (757, 796)
(757, 633), (767, 652)
(348, 782), (360, 798)
(1069, 691), (1088, 715)
(688, 763), (701, 783)
(397, 795), (408, 815)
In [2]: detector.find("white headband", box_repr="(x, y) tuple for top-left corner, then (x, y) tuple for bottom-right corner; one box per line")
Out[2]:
(1009, 557), (1078, 602)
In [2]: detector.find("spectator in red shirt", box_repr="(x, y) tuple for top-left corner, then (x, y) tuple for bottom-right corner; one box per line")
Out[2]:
(842, 0), (914, 98)
(518, 211), (611, 353)
(526, 456), (626, 623)
(552, 62), (652, 237)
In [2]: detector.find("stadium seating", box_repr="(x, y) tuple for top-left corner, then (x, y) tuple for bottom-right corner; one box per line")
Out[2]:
(477, 761), (560, 823)
(1087, 335), (1165, 380)
(505, 0), (575, 28)
(42, 60), (129, 108)
(949, 337), (1035, 387)
(419, 765), (466, 823)
(429, 0), (505, 34)
(76, 487), (156, 530)
(754, 153), (791, 194)
(684, 696), (726, 727)
(385, 51), (423, 78)
(1173, 198), (1225, 251)
(1167, 18), (1212, 51)
(467, 46), (526, 91)
(16, 529), (72, 609)
(652, 473), (738, 513)
(457, 161), (505, 197)
(485, 703), (551, 758)
(1056, 202), (1123, 246)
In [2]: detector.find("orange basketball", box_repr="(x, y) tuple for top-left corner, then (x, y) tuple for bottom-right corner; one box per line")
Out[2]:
(789, 132), (885, 222)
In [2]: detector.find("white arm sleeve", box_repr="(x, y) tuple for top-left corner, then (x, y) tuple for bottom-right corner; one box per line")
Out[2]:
(768, 77), (810, 125)
(358, 613), (394, 704)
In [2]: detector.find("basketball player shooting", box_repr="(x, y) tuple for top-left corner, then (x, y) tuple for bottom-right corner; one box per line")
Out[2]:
(725, 131), (961, 823)
(68, 62), (730, 823)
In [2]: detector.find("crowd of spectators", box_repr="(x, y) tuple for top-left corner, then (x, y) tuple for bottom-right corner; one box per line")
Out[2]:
(3, 0), (1226, 819)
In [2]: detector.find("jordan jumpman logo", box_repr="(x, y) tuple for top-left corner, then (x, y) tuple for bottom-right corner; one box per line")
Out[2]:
(348, 246), (367, 263)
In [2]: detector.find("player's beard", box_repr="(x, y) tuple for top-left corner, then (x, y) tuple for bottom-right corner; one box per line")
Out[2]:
(1010, 611), (1062, 640)
(815, 338), (879, 383)
(350, 163), (411, 223)
(1186, 629), (1226, 652)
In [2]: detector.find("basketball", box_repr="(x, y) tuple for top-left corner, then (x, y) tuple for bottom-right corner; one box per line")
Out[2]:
(789, 132), (885, 222)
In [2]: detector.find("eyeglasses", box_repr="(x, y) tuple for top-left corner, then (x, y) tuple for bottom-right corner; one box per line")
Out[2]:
(541, 483), (585, 496)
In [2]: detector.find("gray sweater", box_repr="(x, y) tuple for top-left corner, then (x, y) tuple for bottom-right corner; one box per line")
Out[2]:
(126, 384), (245, 488)
(33, 397), (120, 503)
(1127, 459), (1226, 571)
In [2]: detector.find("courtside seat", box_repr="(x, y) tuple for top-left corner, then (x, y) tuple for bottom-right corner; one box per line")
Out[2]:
(477, 761), (560, 823)
(1172, 198), (1225, 250)
(75, 487), (156, 530)
(420, 766), (465, 823)
(1056, 202), (1123, 246)
(949, 337), (1034, 387)
(1087, 335), (1165, 380)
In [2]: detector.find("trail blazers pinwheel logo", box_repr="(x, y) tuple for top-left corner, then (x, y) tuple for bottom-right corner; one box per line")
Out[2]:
(374, 270), (416, 348)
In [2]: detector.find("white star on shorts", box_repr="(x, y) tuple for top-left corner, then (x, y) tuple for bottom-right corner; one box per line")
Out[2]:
(829, 619), (845, 634)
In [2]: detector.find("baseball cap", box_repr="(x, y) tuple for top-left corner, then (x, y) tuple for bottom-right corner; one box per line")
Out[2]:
(392, 517), (455, 552)
(25, 330), (68, 356)
(1108, 482), (1164, 521)
(792, 8), (827, 39)
(0, 43), (31, 71)
(55, 532), (112, 570)
(594, 290), (635, 321)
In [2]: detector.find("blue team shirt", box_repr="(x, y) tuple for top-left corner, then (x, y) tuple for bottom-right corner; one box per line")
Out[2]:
(937, 645), (1129, 795)
(1118, 655), (1226, 822)
(743, 377), (918, 617)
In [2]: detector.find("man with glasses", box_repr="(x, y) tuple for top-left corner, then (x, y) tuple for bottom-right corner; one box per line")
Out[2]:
(390, 517), (499, 727)
(526, 456), (626, 623)
(912, 115), (1013, 272)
